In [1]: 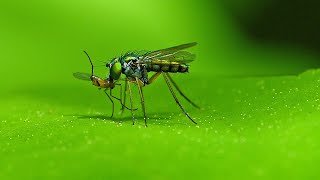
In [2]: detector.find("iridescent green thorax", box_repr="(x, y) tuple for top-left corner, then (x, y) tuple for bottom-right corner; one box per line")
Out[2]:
(118, 52), (149, 83)
(107, 51), (148, 81)
(118, 51), (147, 64)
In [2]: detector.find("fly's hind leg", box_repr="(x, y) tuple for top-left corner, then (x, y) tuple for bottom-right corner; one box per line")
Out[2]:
(166, 73), (200, 109)
(147, 72), (162, 85)
(163, 73), (197, 124)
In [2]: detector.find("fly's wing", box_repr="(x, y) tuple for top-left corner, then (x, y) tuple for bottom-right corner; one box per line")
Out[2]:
(73, 72), (92, 81)
(165, 51), (196, 63)
(141, 42), (197, 63)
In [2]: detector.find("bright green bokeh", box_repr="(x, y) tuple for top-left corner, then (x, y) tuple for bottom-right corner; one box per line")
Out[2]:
(1, 0), (318, 88)
(1, 0), (319, 179)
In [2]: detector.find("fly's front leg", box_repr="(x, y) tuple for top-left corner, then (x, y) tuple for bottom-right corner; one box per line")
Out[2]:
(120, 80), (128, 115)
(104, 89), (114, 118)
(110, 87), (136, 111)
(119, 83), (122, 110)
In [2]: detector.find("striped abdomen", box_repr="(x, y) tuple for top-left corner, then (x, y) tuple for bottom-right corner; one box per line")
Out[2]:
(145, 61), (188, 73)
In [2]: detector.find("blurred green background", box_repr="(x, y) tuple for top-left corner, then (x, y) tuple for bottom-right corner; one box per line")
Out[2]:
(1, 0), (320, 179)
(1, 0), (320, 89)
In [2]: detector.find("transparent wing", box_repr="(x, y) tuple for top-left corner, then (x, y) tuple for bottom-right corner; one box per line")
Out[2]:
(165, 51), (196, 63)
(141, 42), (197, 62)
(73, 72), (91, 81)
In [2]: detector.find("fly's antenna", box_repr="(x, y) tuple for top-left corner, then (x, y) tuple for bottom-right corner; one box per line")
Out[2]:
(83, 50), (94, 75)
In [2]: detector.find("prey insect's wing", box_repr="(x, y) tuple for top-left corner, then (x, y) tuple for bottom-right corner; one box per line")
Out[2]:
(73, 72), (92, 81)
(141, 42), (197, 63)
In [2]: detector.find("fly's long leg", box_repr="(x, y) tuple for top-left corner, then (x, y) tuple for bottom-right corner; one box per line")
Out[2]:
(127, 81), (135, 125)
(163, 73), (197, 124)
(147, 72), (162, 85)
(110, 87), (136, 111)
(104, 89), (114, 118)
(110, 86), (120, 101)
(136, 77), (147, 127)
(120, 80), (128, 115)
(119, 84), (122, 109)
(166, 73), (200, 109)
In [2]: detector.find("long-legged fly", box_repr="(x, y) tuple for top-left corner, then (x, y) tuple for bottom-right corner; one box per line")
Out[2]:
(103, 42), (200, 127)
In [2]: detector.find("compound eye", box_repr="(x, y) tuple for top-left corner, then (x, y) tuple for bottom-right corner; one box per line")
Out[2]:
(110, 62), (122, 80)
(106, 63), (109, 67)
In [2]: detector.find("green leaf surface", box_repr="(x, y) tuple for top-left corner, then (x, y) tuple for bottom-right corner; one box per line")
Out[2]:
(1, 70), (320, 179)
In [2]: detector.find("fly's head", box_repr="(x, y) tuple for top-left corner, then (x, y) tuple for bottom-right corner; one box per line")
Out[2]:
(106, 57), (122, 81)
